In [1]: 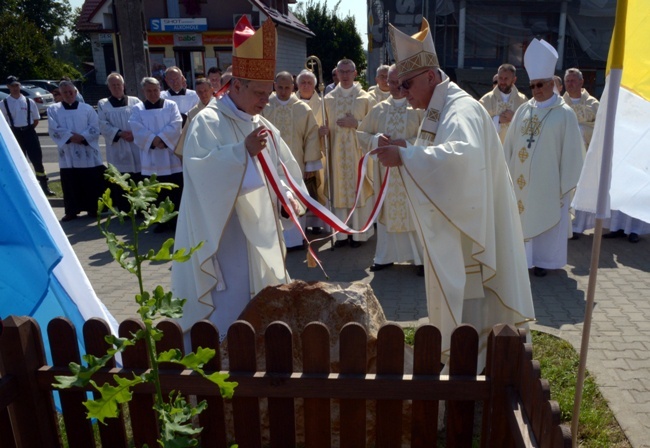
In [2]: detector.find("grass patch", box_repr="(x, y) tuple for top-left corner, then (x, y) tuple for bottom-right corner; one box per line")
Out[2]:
(532, 331), (630, 447)
(48, 180), (63, 198)
(403, 327), (630, 447)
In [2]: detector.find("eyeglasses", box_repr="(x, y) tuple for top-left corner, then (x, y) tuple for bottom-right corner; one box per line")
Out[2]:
(529, 81), (548, 89)
(399, 71), (428, 90)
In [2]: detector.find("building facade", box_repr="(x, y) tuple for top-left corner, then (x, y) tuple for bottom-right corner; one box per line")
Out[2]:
(366, 0), (615, 98)
(77, 0), (314, 86)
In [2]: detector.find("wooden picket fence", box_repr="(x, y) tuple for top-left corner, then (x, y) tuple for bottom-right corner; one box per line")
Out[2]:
(0, 315), (571, 447)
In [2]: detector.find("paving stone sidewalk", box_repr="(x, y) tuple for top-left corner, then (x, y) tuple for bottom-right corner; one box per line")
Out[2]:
(44, 163), (650, 447)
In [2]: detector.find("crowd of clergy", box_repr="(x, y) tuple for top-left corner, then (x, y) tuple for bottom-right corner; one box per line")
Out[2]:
(45, 16), (648, 369)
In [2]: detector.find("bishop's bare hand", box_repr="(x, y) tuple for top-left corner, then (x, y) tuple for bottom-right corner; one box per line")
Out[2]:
(372, 145), (403, 167)
(319, 125), (329, 137)
(245, 126), (269, 157)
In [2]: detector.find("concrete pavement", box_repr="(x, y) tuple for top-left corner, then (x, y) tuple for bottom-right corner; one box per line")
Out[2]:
(43, 161), (649, 446)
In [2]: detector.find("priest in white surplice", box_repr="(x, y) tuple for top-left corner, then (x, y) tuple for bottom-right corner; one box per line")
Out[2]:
(479, 64), (528, 144)
(374, 19), (534, 371)
(161, 66), (199, 126)
(357, 64), (424, 275)
(263, 71), (322, 249)
(503, 39), (584, 277)
(322, 58), (374, 247)
(171, 17), (305, 338)
(48, 80), (105, 222)
(129, 77), (183, 233)
(98, 73), (142, 210)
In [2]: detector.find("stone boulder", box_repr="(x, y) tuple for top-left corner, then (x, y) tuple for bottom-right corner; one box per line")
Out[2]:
(220, 280), (414, 447)
(223, 279), (391, 372)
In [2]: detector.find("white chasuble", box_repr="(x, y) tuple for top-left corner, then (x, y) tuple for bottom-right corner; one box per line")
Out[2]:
(368, 86), (391, 107)
(300, 93), (324, 127)
(171, 95), (306, 334)
(98, 96), (143, 173)
(357, 97), (422, 233)
(397, 72), (535, 370)
(324, 83), (374, 208)
(563, 90), (599, 147)
(48, 102), (103, 169)
(479, 86), (527, 143)
(262, 93), (322, 173)
(503, 96), (584, 239)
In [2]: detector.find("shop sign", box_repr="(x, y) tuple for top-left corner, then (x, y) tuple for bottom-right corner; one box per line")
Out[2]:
(203, 32), (232, 45)
(148, 34), (174, 45)
(173, 33), (203, 47)
(150, 18), (208, 32)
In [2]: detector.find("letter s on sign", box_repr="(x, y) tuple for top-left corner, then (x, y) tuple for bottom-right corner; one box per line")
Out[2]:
(151, 19), (160, 31)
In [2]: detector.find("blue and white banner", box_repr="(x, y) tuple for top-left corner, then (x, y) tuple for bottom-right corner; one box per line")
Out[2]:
(0, 115), (119, 359)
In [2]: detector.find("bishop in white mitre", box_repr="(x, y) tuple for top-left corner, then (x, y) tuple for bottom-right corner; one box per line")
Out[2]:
(374, 20), (535, 372)
(357, 64), (424, 273)
(503, 39), (584, 277)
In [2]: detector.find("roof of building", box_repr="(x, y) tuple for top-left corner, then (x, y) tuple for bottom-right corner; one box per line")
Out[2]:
(77, 0), (107, 31)
(248, 0), (314, 37)
(75, 0), (313, 36)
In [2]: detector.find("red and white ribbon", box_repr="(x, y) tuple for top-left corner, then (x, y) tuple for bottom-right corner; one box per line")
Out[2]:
(256, 130), (391, 276)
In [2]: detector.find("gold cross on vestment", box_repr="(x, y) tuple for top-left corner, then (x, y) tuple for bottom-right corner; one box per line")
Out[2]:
(517, 174), (526, 190)
(518, 147), (529, 163)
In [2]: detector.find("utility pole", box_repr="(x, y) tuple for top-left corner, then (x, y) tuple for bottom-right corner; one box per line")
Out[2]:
(114, 0), (149, 98)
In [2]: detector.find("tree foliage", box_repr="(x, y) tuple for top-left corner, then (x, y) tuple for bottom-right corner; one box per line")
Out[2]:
(0, 11), (80, 80)
(292, 0), (366, 85)
(53, 7), (93, 72)
(0, 0), (71, 43)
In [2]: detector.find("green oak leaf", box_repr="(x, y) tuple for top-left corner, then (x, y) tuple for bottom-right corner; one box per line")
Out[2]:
(85, 375), (142, 423)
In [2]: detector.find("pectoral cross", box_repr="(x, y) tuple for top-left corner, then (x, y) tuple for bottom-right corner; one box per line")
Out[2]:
(526, 134), (535, 148)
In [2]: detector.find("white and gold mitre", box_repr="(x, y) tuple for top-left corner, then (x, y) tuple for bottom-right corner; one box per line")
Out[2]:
(389, 18), (439, 78)
(232, 15), (277, 82)
(524, 38), (558, 81)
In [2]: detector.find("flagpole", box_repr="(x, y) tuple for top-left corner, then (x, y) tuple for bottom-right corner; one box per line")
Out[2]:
(571, 0), (627, 444)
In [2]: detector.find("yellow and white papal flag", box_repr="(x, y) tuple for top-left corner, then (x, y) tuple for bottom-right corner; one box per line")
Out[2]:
(572, 0), (650, 223)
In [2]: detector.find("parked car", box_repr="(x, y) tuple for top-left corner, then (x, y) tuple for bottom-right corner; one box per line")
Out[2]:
(0, 91), (8, 101)
(0, 85), (55, 117)
(21, 79), (59, 93)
